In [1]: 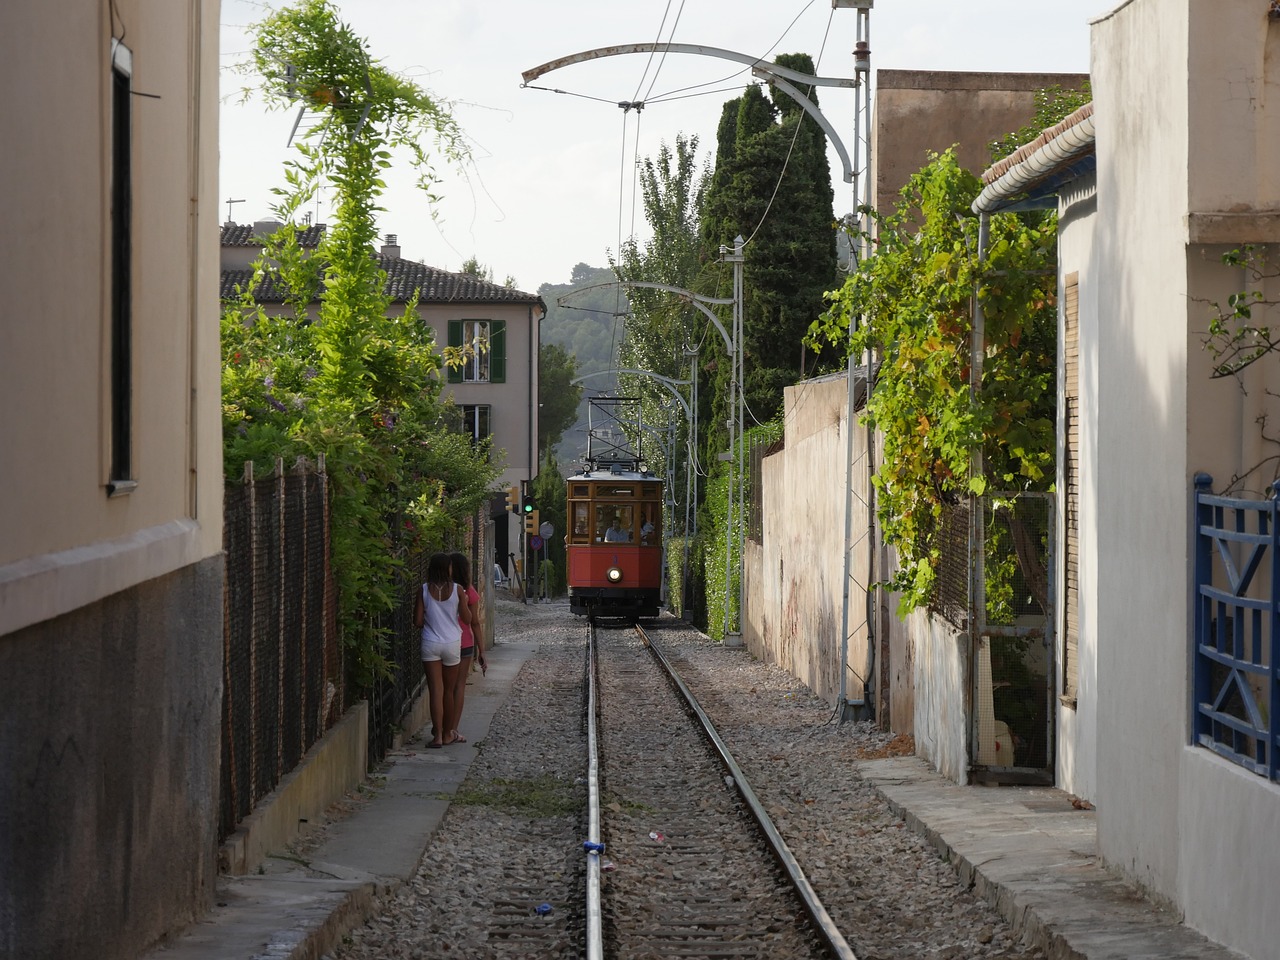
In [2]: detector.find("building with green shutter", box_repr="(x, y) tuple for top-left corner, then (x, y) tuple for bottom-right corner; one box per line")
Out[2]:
(222, 225), (546, 561)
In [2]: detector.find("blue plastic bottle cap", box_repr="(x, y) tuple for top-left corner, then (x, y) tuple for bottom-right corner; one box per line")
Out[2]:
(535, 903), (553, 916)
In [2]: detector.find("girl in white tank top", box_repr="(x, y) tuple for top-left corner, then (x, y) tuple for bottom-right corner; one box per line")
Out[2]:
(414, 553), (472, 747)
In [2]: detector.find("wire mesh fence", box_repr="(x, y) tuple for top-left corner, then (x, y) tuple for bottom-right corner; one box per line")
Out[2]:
(932, 499), (971, 628)
(220, 457), (494, 841)
(220, 459), (339, 842)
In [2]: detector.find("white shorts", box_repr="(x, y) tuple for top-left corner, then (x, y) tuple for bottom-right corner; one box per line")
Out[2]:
(421, 635), (461, 666)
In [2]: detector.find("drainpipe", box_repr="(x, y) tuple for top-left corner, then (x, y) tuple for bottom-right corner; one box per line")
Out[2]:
(969, 213), (989, 765)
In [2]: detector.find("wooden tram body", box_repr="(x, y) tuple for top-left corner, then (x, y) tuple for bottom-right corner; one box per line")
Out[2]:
(567, 397), (668, 621)
(566, 468), (664, 621)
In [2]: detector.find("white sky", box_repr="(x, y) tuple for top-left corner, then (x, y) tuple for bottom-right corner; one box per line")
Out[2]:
(219, 0), (1116, 293)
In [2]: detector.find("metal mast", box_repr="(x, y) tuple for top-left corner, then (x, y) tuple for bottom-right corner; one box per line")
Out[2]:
(837, 0), (875, 722)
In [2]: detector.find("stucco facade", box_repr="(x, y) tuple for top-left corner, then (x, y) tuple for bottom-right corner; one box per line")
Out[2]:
(744, 374), (871, 705)
(0, 2), (225, 959)
(873, 70), (1089, 211)
(1090, 3), (1280, 956)
(976, 3), (1280, 955)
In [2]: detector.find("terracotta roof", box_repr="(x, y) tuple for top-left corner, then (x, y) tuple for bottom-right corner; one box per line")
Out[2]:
(221, 256), (541, 305)
(982, 102), (1095, 186)
(972, 101), (1096, 214)
(220, 222), (327, 247)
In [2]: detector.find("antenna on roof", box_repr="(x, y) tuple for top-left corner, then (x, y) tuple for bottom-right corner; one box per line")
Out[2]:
(224, 197), (244, 224)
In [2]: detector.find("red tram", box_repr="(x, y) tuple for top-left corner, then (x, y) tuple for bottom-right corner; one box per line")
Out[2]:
(566, 397), (665, 621)
(566, 467), (664, 621)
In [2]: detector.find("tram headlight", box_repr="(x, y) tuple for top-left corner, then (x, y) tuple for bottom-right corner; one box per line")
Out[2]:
(606, 566), (623, 584)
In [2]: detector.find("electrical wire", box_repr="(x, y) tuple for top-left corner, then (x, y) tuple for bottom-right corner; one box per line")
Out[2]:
(741, 6), (836, 250)
(631, 0), (675, 104)
(641, 0), (688, 104)
(520, 83), (627, 107)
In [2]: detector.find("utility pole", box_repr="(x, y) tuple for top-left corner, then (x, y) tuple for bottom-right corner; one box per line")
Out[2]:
(837, 0), (875, 723)
(720, 237), (745, 645)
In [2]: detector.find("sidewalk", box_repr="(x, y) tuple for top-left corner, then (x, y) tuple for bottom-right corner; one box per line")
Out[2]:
(147, 631), (1242, 960)
(144, 637), (539, 960)
(856, 757), (1243, 960)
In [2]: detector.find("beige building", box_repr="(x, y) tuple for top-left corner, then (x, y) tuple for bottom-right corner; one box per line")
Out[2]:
(0, 2), (224, 959)
(221, 224), (545, 564)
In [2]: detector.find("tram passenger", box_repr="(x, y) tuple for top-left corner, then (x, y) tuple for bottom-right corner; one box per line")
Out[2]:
(604, 516), (629, 542)
(639, 512), (655, 544)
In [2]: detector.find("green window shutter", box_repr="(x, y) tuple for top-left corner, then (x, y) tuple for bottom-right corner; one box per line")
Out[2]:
(447, 319), (463, 384)
(490, 320), (507, 383)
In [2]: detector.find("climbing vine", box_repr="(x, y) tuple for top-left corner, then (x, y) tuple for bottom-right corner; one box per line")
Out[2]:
(810, 149), (1057, 613)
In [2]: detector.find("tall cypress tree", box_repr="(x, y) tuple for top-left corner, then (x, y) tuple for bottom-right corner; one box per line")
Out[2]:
(699, 54), (838, 433)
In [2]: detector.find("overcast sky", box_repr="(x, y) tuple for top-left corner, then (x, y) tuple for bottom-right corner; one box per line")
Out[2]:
(219, 1), (1116, 292)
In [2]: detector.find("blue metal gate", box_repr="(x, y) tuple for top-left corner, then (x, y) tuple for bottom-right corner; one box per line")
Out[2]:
(1191, 474), (1280, 781)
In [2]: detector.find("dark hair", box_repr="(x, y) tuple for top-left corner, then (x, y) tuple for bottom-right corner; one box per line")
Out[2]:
(426, 552), (452, 585)
(448, 551), (472, 589)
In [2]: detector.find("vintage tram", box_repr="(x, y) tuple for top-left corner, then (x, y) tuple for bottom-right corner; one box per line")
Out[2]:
(566, 398), (665, 622)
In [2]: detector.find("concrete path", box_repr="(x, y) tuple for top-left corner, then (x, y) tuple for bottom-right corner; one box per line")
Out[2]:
(143, 637), (539, 960)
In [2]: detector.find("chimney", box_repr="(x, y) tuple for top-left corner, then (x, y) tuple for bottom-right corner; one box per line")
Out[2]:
(252, 218), (283, 242)
(380, 233), (401, 259)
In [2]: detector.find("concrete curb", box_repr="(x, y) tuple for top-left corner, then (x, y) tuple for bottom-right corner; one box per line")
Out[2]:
(857, 756), (1241, 960)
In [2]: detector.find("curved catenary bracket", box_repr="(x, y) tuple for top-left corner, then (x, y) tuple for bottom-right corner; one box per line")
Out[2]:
(572, 368), (691, 421)
(522, 42), (858, 89)
(559, 280), (734, 356)
(522, 42), (856, 183)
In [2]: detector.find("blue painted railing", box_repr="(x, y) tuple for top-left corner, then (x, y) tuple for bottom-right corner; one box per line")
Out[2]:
(1192, 474), (1280, 781)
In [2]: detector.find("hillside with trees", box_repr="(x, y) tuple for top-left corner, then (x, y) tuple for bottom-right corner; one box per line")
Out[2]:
(538, 262), (628, 468)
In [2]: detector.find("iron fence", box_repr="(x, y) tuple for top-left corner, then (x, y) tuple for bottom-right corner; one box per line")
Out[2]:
(220, 456), (494, 841)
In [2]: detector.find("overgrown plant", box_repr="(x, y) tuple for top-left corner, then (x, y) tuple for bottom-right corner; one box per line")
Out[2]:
(810, 150), (1058, 614)
(1200, 244), (1280, 491)
(223, 0), (499, 686)
(699, 419), (782, 639)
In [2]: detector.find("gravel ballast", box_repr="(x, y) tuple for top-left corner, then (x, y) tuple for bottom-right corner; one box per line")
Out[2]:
(330, 598), (1045, 959)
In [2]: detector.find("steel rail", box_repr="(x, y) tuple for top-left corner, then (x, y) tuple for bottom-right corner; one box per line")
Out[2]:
(584, 622), (603, 959)
(634, 623), (860, 960)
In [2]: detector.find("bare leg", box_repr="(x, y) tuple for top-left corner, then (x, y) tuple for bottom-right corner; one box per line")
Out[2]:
(423, 660), (445, 746)
(440, 662), (460, 742)
(447, 654), (470, 740)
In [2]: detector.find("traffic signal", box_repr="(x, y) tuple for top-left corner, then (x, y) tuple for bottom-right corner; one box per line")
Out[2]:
(523, 499), (539, 535)
(505, 484), (519, 511)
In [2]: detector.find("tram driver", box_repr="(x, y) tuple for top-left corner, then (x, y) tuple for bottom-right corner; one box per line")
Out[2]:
(604, 516), (630, 542)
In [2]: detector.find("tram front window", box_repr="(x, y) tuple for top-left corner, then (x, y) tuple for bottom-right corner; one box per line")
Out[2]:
(597, 506), (633, 542)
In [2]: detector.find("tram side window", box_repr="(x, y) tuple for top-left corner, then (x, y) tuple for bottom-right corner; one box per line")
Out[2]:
(596, 505), (633, 542)
(638, 508), (659, 545)
(571, 502), (591, 543)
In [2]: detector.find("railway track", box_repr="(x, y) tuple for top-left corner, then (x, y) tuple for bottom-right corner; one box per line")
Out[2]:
(587, 620), (858, 960)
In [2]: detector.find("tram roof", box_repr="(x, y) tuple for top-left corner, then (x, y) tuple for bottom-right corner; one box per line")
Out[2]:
(566, 466), (662, 484)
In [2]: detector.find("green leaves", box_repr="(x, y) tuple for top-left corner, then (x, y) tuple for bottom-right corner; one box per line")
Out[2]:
(813, 147), (1058, 616)
(1204, 245), (1280, 378)
(222, 0), (497, 688)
